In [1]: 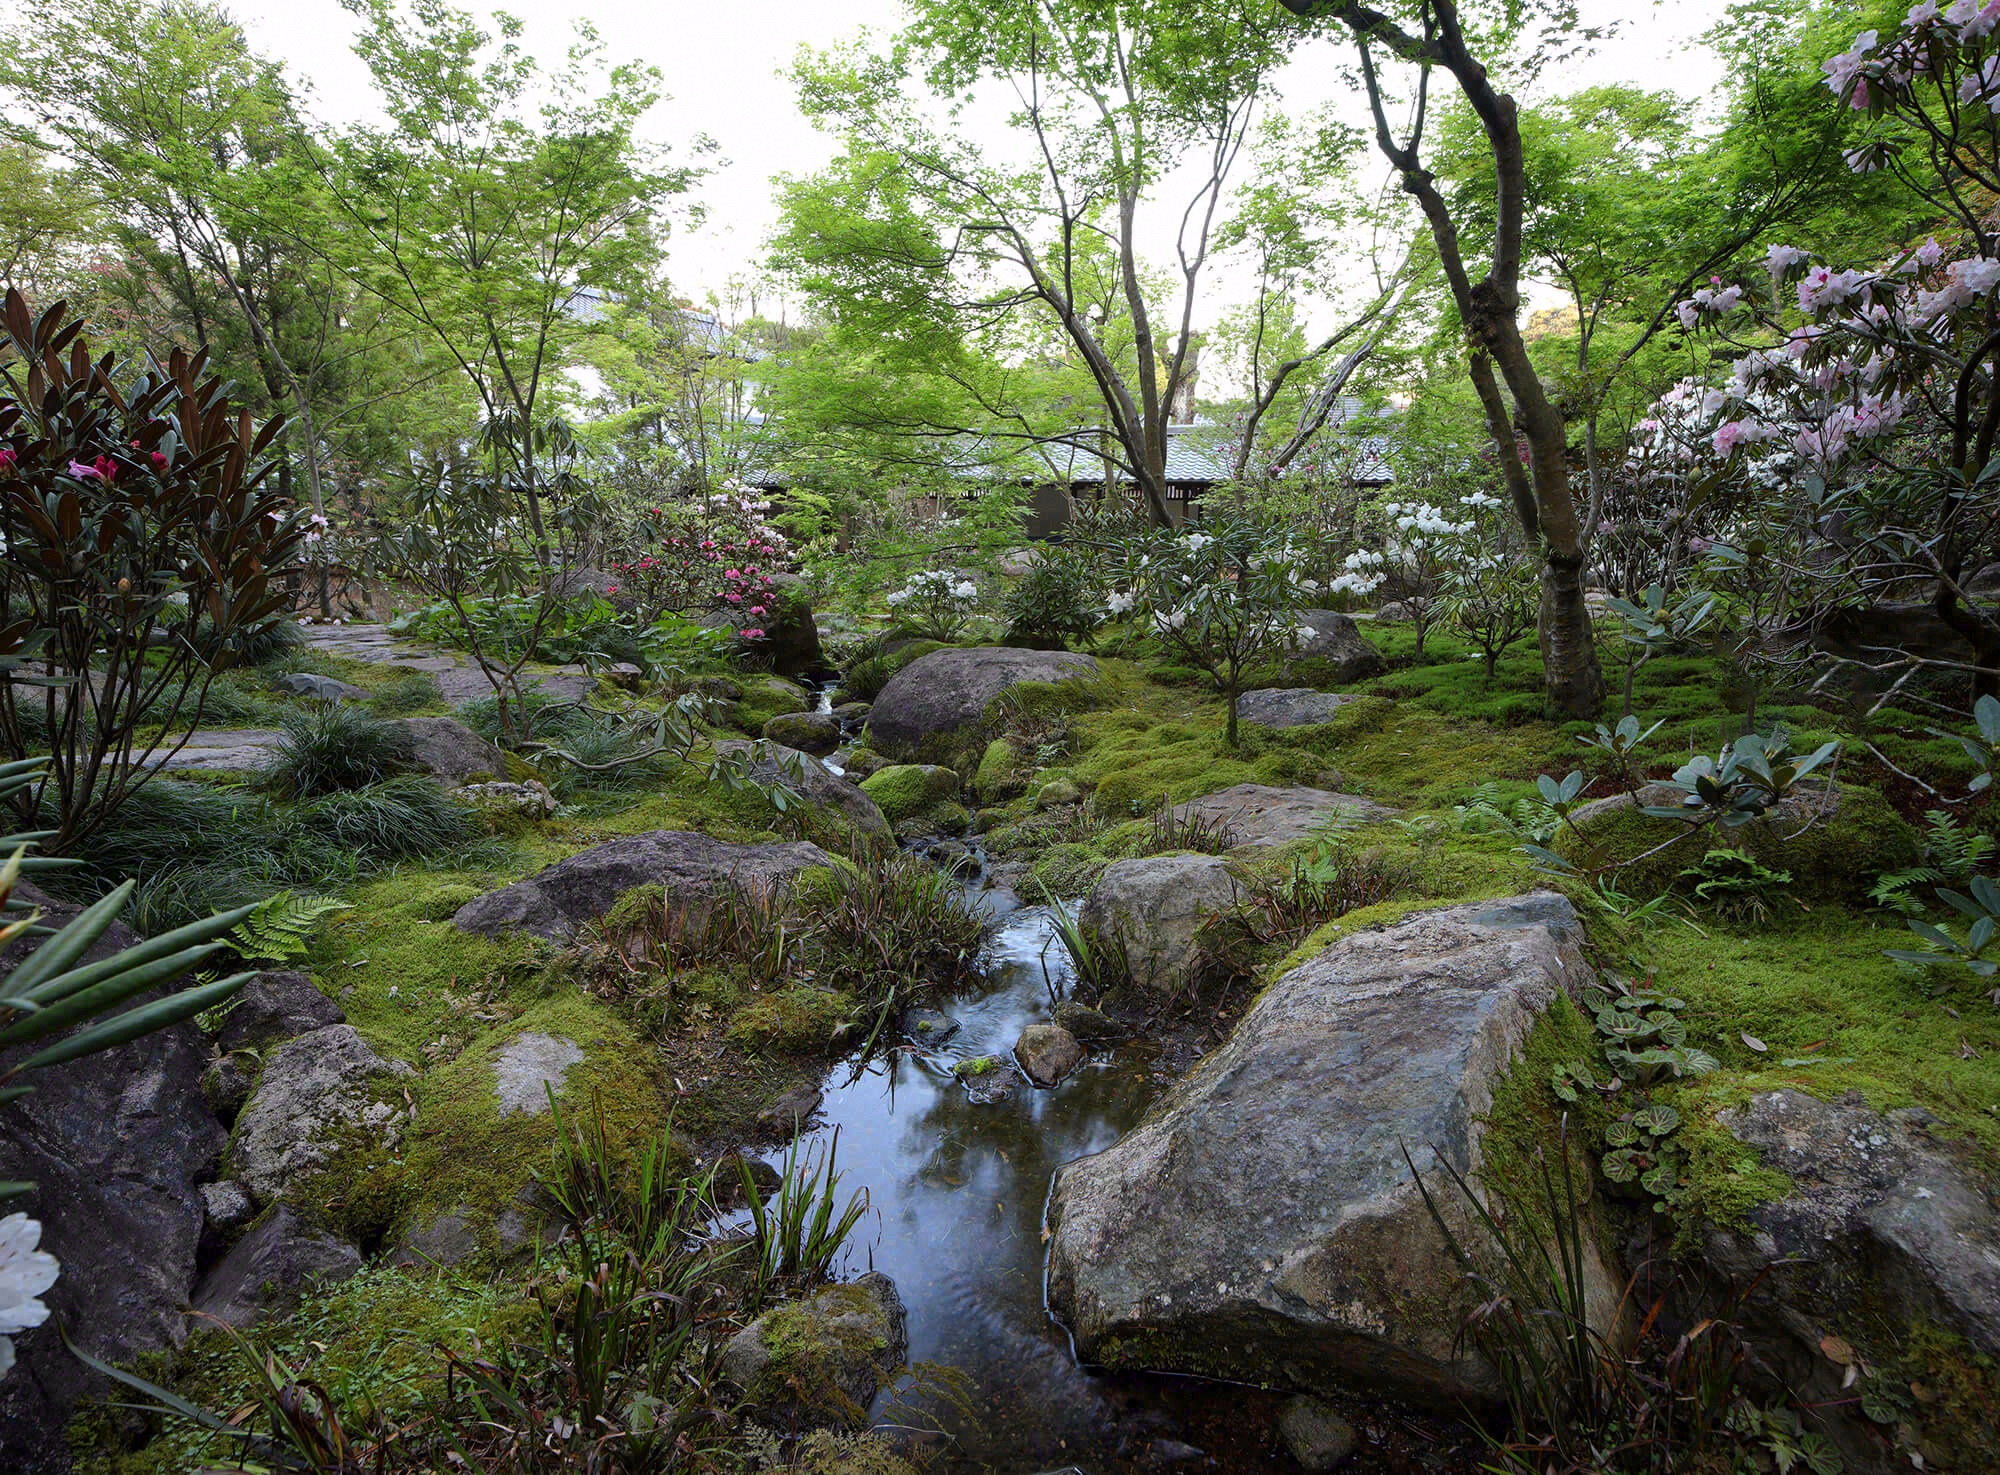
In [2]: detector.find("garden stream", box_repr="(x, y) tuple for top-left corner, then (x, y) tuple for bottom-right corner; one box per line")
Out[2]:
(752, 837), (1473, 1475)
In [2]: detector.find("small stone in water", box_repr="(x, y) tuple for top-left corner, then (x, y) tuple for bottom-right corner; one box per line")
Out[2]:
(1277, 1395), (1358, 1471)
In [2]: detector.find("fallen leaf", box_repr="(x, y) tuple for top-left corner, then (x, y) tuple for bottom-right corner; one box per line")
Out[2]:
(1742, 1032), (1768, 1053)
(1820, 1334), (1856, 1365)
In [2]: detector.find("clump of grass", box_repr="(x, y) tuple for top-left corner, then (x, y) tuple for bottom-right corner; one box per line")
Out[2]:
(1198, 840), (1420, 979)
(368, 670), (445, 715)
(283, 775), (484, 863)
(740, 1128), (873, 1305)
(1142, 793), (1240, 855)
(263, 702), (415, 798)
(795, 852), (985, 1002)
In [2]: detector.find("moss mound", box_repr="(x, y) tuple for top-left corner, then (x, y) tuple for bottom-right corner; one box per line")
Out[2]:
(1556, 782), (1918, 903)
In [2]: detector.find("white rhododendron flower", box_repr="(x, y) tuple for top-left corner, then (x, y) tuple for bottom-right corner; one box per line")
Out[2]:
(0, 1214), (59, 1380)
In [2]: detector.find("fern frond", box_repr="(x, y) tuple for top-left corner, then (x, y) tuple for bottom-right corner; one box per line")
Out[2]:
(230, 890), (352, 964)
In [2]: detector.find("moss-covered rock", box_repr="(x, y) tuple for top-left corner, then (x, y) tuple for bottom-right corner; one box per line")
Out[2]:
(1556, 781), (1918, 904)
(858, 764), (961, 823)
(730, 674), (813, 736)
(719, 1273), (908, 1432)
(974, 737), (1030, 802)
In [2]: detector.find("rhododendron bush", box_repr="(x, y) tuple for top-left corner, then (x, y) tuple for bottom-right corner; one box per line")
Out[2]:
(1621, 2), (2000, 705)
(608, 483), (794, 641)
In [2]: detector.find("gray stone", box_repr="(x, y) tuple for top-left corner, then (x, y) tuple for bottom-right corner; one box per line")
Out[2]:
(1237, 688), (1364, 730)
(867, 646), (1097, 758)
(454, 778), (558, 818)
(605, 661), (645, 688)
(1278, 1396), (1358, 1471)
(899, 1006), (960, 1045)
(0, 885), (225, 1470)
(719, 1272), (908, 1432)
(494, 1182), (568, 1261)
(201, 1052), (258, 1125)
(1171, 783), (1394, 849)
(391, 716), (509, 786)
(1046, 894), (1616, 1408)
(1290, 610), (1387, 683)
(1077, 855), (1244, 996)
(758, 1083), (823, 1136)
(493, 1032), (585, 1117)
(763, 708), (843, 756)
(274, 671), (371, 702)
(1701, 1089), (2000, 1470)
(453, 830), (836, 942)
(392, 1207), (481, 1270)
(191, 1205), (362, 1328)
(839, 748), (893, 781)
(1052, 1001), (1126, 1042)
(230, 1024), (414, 1205)
(199, 1181), (257, 1239)
(714, 740), (891, 844)
(954, 1057), (1023, 1103)
(215, 970), (344, 1053)
(1015, 1023), (1085, 1086)
(1374, 600), (1414, 622)
(832, 701), (872, 723)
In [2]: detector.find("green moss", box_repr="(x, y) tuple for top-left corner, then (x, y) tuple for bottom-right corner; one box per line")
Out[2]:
(974, 737), (1029, 802)
(1475, 995), (1614, 1233)
(731, 674), (813, 735)
(1557, 783), (1919, 904)
(727, 986), (855, 1052)
(859, 764), (960, 822)
(1029, 842), (1109, 898)
(1641, 911), (2000, 1160)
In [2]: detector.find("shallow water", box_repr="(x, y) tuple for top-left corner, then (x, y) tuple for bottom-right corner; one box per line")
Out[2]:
(766, 871), (1478, 1475)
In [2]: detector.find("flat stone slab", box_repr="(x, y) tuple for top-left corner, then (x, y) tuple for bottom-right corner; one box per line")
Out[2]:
(303, 624), (591, 704)
(453, 830), (836, 941)
(1171, 783), (1394, 848)
(1237, 688), (1364, 729)
(492, 1032), (585, 1116)
(144, 729), (283, 772)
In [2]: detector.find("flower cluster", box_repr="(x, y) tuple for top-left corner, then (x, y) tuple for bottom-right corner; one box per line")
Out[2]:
(0, 1213), (59, 1381)
(609, 485), (792, 639)
(886, 569), (980, 641)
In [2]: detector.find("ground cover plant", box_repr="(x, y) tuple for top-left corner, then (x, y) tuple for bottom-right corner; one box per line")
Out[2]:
(13, 3), (2000, 1473)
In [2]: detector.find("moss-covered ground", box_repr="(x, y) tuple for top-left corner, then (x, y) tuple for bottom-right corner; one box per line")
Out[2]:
(72, 609), (2000, 1473)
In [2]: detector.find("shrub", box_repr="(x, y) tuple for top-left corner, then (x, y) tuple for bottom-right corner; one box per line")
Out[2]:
(263, 703), (415, 799)
(793, 852), (986, 1004)
(0, 288), (305, 848)
(1003, 556), (1105, 649)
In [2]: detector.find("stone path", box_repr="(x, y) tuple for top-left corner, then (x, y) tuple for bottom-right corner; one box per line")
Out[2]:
(302, 624), (593, 706)
(147, 624), (593, 774)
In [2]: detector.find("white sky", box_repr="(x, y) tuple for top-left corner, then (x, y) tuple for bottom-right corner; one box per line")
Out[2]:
(221, 0), (1734, 322)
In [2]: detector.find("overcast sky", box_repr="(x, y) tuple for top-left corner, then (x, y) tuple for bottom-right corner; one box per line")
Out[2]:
(220, 0), (1734, 321)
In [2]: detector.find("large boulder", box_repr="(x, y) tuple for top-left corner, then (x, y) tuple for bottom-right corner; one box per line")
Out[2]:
(189, 1205), (361, 1329)
(719, 1272), (908, 1432)
(1556, 781), (1916, 904)
(1170, 783), (1394, 850)
(0, 886), (227, 1472)
(1287, 610), (1387, 684)
(390, 716), (509, 786)
(216, 970), (344, 1053)
(713, 740), (891, 845)
(1700, 1089), (2000, 1473)
(1077, 855), (1244, 996)
(229, 1024), (414, 1205)
(1238, 689), (1365, 730)
(866, 646), (1096, 759)
(761, 575), (826, 680)
(452, 831), (836, 942)
(1046, 894), (1614, 1407)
